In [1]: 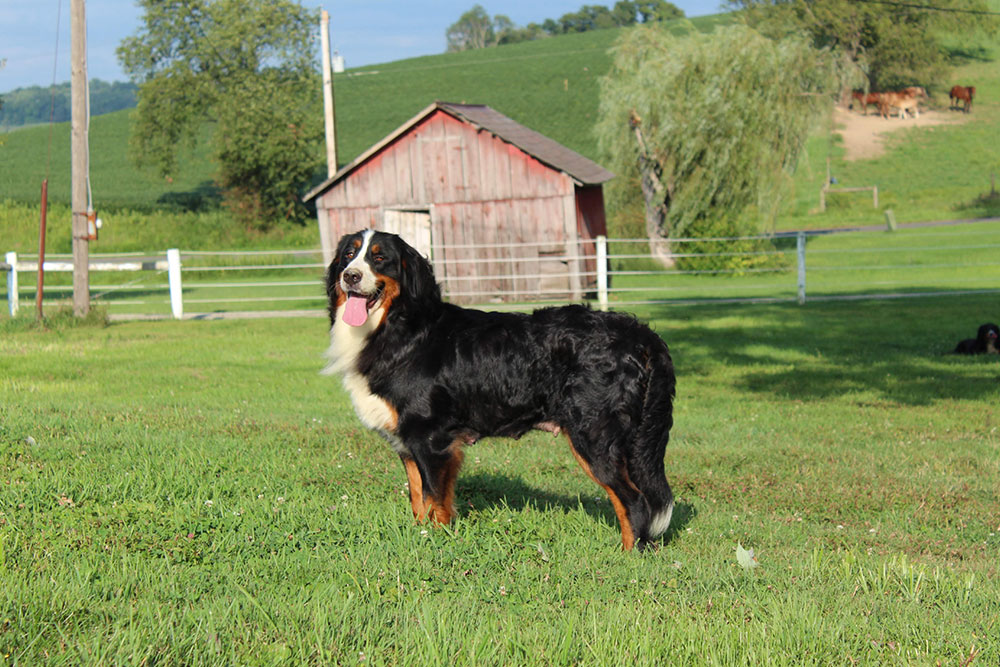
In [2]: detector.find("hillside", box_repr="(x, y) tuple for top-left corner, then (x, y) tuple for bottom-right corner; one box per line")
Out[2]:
(0, 80), (137, 128)
(0, 15), (729, 212)
(1, 11), (998, 252)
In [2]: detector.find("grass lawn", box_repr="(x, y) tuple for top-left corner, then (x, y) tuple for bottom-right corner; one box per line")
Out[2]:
(1, 296), (998, 664)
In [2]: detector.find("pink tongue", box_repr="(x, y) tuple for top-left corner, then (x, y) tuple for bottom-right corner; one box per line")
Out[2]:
(343, 294), (370, 327)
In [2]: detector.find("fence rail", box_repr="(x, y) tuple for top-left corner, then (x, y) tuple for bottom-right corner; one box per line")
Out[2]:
(5, 220), (1000, 319)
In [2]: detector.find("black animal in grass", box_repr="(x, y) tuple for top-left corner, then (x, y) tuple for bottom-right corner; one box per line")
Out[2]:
(954, 323), (1000, 355)
(322, 229), (676, 551)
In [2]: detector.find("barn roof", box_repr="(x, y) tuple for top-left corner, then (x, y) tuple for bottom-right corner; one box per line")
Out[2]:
(304, 101), (614, 202)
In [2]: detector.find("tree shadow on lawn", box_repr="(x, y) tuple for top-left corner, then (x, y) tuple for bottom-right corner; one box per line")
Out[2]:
(457, 470), (695, 548)
(650, 294), (1000, 406)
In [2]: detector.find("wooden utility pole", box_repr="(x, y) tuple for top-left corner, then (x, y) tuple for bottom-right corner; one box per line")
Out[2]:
(320, 10), (338, 177)
(71, 0), (90, 316)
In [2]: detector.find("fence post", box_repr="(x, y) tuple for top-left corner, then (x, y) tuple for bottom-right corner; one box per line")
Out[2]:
(796, 232), (806, 305)
(167, 248), (183, 319)
(6, 252), (18, 317)
(884, 209), (897, 232)
(596, 235), (608, 311)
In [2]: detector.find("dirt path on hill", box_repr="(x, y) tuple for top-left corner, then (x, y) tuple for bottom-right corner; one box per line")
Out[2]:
(833, 105), (970, 161)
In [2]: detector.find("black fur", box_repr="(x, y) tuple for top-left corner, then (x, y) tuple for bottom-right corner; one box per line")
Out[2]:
(325, 230), (676, 550)
(954, 323), (1000, 355)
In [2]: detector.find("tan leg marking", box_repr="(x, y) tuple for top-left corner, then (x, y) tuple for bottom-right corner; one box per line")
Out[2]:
(566, 437), (636, 551)
(402, 458), (429, 522)
(428, 444), (464, 525)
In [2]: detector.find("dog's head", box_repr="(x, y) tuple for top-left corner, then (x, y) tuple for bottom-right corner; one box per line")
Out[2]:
(326, 229), (440, 328)
(978, 323), (1000, 344)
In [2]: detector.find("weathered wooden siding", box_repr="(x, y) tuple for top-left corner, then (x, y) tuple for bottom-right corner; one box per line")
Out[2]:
(317, 108), (604, 302)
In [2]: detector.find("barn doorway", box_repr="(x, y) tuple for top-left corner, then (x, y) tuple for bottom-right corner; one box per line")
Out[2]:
(382, 208), (432, 259)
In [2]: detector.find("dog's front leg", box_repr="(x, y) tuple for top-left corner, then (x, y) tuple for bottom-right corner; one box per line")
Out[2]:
(401, 436), (465, 525)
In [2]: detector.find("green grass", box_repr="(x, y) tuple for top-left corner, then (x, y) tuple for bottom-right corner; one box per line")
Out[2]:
(590, 220), (1000, 306)
(2, 297), (999, 664)
(782, 35), (1000, 231)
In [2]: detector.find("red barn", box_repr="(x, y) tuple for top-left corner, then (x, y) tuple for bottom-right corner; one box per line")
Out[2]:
(304, 102), (613, 303)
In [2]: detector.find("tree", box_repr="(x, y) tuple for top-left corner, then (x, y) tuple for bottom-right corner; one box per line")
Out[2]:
(596, 25), (841, 266)
(635, 0), (684, 23)
(729, 0), (998, 92)
(450, 2), (684, 43)
(117, 0), (323, 228)
(611, 1), (640, 27)
(446, 5), (496, 51)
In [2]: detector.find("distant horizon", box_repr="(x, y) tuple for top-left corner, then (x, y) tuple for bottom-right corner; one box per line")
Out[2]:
(1, 0), (720, 94)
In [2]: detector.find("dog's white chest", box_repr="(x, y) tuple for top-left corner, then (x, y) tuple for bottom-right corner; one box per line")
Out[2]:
(341, 371), (397, 433)
(323, 308), (401, 445)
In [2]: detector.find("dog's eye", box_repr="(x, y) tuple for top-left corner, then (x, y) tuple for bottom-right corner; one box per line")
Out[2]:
(343, 249), (355, 260)
(373, 254), (385, 264)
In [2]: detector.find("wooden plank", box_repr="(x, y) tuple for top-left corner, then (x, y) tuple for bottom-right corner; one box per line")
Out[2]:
(429, 204), (447, 291)
(481, 201), (502, 298)
(476, 129), (497, 202)
(509, 144), (531, 202)
(392, 134), (414, 203)
(493, 135), (513, 201)
(349, 165), (367, 208)
(379, 149), (398, 204)
(368, 153), (385, 209)
(460, 124), (482, 204)
(442, 115), (466, 204)
(419, 114), (445, 204)
(410, 120), (428, 203)
(561, 193), (582, 301)
(435, 203), (454, 299)
(465, 202), (487, 300)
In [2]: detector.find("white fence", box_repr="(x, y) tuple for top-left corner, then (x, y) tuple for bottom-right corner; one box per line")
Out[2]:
(4, 222), (1000, 319)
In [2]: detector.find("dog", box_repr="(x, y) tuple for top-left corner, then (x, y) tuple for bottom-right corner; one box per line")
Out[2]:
(954, 323), (1000, 355)
(322, 230), (676, 550)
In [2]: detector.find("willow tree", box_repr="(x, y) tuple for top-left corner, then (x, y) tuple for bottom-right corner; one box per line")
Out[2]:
(117, 0), (323, 228)
(596, 25), (841, 266)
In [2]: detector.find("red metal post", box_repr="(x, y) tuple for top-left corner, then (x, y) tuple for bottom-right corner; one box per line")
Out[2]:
(37, 179), (48, 319)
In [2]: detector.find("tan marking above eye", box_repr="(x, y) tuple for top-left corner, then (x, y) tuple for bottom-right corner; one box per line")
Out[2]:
(371, 244), (381, 254)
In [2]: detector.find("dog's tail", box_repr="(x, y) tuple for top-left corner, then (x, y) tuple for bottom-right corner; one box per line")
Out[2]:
(628, 338), (676, 540)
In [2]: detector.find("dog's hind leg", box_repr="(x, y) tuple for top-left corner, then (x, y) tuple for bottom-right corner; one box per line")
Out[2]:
(566, 435), (653, 550)
(400, 455), (431, 521)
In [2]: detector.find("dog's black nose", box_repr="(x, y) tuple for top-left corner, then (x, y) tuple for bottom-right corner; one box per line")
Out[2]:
(343, 268), (362, 286)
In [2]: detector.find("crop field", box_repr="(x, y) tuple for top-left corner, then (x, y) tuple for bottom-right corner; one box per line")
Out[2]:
(2, 294), (999, 664)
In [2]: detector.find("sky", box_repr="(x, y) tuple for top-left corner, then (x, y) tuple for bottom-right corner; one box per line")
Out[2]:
(1, 1), (723, 93)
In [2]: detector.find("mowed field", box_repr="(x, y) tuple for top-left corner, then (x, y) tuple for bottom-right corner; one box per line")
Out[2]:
(2, 295), (999, 664)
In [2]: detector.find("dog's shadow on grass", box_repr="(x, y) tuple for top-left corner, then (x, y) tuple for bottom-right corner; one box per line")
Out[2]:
(457, 471), (696, 545)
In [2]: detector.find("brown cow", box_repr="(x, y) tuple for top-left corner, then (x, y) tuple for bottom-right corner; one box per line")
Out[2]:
(850, 90), (883, 116)
(880, 90), (920, 119)
(950, 85), (975, 113)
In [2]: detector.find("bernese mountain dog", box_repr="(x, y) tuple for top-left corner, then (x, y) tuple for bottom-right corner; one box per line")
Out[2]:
(954, 323), (1000, 355)
(322, 230), (676, 551)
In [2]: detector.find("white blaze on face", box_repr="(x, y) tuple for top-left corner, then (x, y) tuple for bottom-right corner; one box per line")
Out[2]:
(341, 230), (378, 327)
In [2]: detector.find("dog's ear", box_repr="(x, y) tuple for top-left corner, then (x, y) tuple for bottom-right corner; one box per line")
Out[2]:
(326, 234), (354, 295)
(398, 242), (441, 311)
(326, 232), (361, 324)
